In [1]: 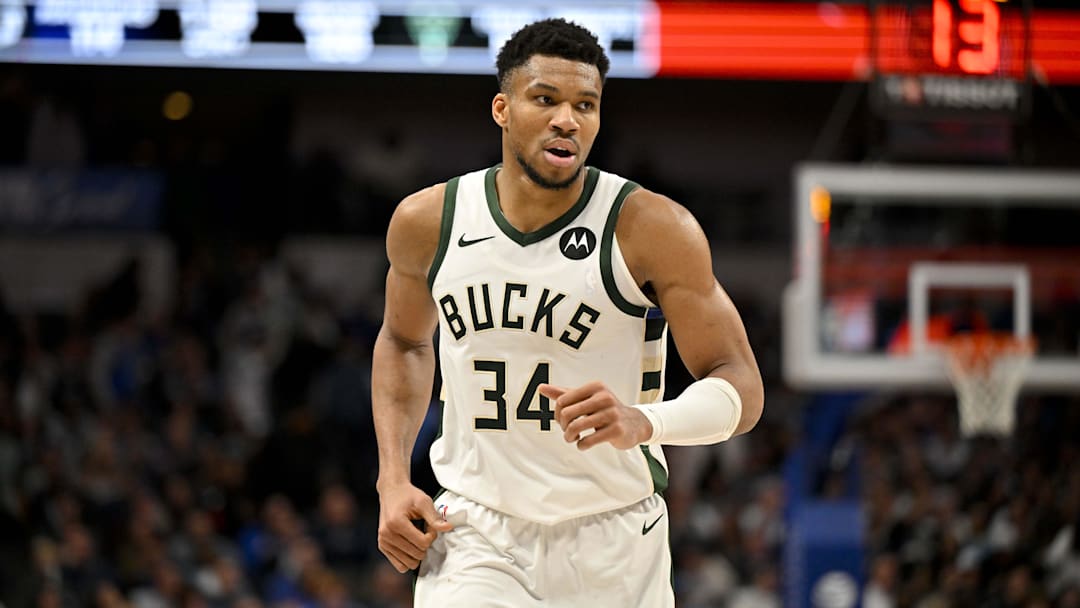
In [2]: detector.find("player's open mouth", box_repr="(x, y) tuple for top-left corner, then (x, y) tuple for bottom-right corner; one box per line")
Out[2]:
(544, 146), (576, 168)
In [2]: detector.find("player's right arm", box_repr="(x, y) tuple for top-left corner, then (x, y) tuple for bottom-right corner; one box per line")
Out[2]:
(373, 184), (453, 573)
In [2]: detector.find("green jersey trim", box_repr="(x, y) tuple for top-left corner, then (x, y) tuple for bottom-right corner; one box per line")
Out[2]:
(427, 177), (459, 290)
(483, 165), (600, 246)
(600, 180), (647, 317)
(640, 445), (669, 494)
(641, 371), (663, 392)
(435, 400), (445, 442)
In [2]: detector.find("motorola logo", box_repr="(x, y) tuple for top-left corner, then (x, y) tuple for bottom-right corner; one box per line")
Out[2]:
(559, 227), (596, 260)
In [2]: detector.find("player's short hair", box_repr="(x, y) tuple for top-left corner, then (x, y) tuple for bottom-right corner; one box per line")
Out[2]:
(495, 19), (610, 92)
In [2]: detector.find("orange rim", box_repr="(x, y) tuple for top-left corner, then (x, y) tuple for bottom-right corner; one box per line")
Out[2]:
(944, 332), (1036, 374)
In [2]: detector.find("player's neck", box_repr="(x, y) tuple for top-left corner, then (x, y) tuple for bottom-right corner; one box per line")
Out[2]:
(493, 164), (585, 234)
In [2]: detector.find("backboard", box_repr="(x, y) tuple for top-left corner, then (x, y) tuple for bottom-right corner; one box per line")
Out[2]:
(783, 163), (1080, 391)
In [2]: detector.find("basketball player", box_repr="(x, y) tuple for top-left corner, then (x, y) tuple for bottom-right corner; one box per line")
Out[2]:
(372, 19), (764, 607)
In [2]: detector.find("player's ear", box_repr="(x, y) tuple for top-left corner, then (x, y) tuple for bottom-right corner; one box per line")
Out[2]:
(492, 93), (509, 128)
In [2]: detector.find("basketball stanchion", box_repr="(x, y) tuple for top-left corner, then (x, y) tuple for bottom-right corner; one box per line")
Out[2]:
(943, 332), (1036, 437)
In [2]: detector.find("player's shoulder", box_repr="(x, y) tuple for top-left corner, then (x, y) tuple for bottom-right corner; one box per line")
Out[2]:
(617, 185), (698, 241)
(392, 182), (447, 233)
(386, 182), (449, 275)
(616, 184), (710, 285)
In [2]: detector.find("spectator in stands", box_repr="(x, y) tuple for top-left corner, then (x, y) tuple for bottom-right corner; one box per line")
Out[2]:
(5, 241), (1079, 607)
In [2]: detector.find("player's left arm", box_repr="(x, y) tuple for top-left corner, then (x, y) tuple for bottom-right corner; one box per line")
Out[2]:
(542, 188), (763, 449)
(620, 188), (764, 438)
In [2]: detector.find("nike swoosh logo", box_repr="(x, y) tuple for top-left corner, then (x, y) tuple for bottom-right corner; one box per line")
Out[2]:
(458, 235), (495, 247)
(642, 513), (664, 535)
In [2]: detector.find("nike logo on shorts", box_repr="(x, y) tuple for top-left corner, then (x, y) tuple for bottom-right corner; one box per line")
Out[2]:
(642, 513), (664, 535)
(458, 235), (495, 247)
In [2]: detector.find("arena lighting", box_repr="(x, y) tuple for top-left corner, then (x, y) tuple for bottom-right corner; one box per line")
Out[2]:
(403, 3), (464, 67)
(294, 0), (380, 64)
(0, 0), (25, 49)
(162, 90), (193, 120)
(179, 0), (257, 59)
(471, 4), (649, 63)
(33, 0), (157, 57)
(1, 1), (1078, 84)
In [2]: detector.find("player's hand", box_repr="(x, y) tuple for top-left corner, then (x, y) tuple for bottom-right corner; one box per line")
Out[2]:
(376, 482), (453, 573)
(539, 382), (653, 451)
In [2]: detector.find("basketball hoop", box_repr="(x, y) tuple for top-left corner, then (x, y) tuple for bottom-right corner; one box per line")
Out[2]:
(943, 332), (1035, 438)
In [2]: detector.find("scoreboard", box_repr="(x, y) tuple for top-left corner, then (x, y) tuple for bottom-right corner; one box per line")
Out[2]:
(866, 0), (1043, 160)
(0, 0), (1078, 84)
(871, 0), (1031, 120)
(875, 0), (1025, 77)
(0, 0), (660, 77)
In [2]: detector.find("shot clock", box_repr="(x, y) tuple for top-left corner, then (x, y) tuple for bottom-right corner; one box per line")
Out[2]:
(931, 0), (1006, 75)
(871, 0), (1031, 120)
(869, 0), (1032, 161)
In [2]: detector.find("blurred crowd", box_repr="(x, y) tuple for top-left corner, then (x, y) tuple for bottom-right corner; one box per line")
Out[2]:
(0, 245), (394, 607)
(1, 239), (1080, 608)
(0, 67), (804, 608)
(842, 394), (1080, 608)
(0, 242), (797, 608)
(0, 67), (1077, 605)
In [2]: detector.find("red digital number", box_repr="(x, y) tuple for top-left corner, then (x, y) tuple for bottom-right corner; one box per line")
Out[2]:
(932, 0), (1000, 74)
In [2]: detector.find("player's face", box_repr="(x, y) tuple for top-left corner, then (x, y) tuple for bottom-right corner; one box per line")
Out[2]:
(493, 55), (602, 190)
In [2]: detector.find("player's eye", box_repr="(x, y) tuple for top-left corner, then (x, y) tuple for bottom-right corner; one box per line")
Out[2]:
(537, 95), (553, 104)
(576, 101), (594, 111)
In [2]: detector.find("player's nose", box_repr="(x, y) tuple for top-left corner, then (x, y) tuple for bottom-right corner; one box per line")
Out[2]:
(549, 102), (579, 133)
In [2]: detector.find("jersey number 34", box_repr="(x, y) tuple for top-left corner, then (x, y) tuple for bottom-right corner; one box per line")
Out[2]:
(473, 360), (553, 431)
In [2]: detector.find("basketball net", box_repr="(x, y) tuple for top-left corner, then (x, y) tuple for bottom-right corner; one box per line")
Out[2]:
(943, 333), (1035, 438)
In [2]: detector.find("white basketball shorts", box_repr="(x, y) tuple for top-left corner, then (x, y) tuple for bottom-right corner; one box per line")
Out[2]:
(415, 490), (674, 608)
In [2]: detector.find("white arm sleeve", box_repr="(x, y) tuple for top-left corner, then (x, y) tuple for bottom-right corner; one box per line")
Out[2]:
(632, 377), (743, 446)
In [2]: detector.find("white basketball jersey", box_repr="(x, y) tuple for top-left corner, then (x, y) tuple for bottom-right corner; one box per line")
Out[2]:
(427, 166), (670, 524)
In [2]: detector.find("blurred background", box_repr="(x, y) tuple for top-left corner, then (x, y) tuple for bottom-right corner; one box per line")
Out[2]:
(0, 1), (1079, 607)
